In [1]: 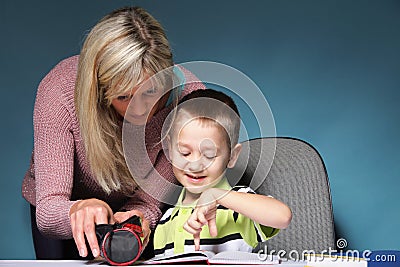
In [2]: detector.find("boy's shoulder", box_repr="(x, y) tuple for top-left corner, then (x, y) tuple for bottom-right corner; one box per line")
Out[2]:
(231, 185), (255, 194)
(159, 205), (177, 222)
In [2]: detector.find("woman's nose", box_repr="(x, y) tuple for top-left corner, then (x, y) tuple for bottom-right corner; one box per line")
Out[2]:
(129, 95), (147, 116)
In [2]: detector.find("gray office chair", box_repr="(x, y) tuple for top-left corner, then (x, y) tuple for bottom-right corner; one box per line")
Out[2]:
(226, 137), (336, 254)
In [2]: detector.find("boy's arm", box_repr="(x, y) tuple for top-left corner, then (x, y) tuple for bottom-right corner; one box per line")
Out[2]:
(210, 188), (292, 229)
(183, 188), (292, 250)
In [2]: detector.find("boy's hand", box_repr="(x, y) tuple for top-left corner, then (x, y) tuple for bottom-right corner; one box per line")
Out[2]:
(183, 189), (221, 250)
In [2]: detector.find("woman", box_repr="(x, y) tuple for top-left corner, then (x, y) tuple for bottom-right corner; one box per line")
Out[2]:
(21, 6), (204, 260)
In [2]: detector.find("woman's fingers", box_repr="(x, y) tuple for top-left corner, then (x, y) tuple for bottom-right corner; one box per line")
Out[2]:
(70, 210), (87, 257)
(85, 206), (109, 257)
(69, 199), (113, 258)
(70, 202), (156, 258)
(141, 218), (151, 248)
(114, 210), (151, 248)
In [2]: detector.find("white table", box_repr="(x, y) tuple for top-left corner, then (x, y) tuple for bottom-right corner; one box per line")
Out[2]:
(0, 260), (307, 267)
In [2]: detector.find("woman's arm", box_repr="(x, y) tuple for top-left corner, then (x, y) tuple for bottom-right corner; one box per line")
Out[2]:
(33, 57), (116, 258)
(120, 150), (176, 229)
(33, 58), (80, 239)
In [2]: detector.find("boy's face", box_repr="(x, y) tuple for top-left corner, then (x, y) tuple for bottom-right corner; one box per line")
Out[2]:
(169, 119), (240, 196)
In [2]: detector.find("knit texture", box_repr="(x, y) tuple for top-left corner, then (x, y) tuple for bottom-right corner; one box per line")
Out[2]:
(22, 55), (205, 239)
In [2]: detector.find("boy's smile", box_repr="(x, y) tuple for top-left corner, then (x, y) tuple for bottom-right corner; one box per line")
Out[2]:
(184, 173), (207, 183)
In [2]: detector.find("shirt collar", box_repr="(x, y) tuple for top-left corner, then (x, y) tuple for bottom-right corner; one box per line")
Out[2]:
(171, 177), (232, 216)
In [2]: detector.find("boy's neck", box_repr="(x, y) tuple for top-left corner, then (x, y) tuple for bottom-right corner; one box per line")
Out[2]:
(181, 191), (201, 205)
(180, 177), (229, 205)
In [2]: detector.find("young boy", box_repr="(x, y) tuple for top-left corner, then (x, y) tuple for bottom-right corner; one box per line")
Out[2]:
(153, 89), (292, 256)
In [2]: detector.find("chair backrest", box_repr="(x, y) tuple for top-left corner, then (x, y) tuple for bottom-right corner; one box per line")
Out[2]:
(226, 137), (336, 255)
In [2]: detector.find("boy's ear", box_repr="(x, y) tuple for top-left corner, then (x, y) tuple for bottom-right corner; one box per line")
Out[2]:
(227, 143), (242, 169)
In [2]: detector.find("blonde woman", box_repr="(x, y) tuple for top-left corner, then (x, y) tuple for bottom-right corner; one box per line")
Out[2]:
(22, 6), (204, 260)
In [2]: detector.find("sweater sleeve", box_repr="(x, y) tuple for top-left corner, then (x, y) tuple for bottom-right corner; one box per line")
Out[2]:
(121, 151), (177, 229)
(33, 59), (78, 239)
(120, 120), (177, 229)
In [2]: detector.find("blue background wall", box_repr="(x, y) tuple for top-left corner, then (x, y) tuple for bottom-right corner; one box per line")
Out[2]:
(1, 0), (399, 259)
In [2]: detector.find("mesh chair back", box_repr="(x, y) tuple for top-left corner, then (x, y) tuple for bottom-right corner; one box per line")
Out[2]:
(226, 137), (336, 254)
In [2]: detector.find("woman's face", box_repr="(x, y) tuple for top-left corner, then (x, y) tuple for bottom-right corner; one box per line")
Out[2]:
(111, 79), (169, 125)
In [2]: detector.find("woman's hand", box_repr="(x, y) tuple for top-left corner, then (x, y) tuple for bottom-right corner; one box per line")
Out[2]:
(114, 210), (151, 249)
(69, 198), (114, 258)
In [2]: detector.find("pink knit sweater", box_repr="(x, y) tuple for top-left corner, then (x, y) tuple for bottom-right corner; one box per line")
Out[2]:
(22, 55), (205, 239)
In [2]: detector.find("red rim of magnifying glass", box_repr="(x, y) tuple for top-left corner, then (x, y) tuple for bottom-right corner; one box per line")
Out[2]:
(101, 228), (143, 266)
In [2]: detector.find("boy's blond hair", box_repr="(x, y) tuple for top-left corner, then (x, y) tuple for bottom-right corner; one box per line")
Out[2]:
(169, 89), (241, 151)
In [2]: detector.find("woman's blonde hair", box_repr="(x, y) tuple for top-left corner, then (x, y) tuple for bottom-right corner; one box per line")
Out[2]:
(75, 6), (174, 194)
